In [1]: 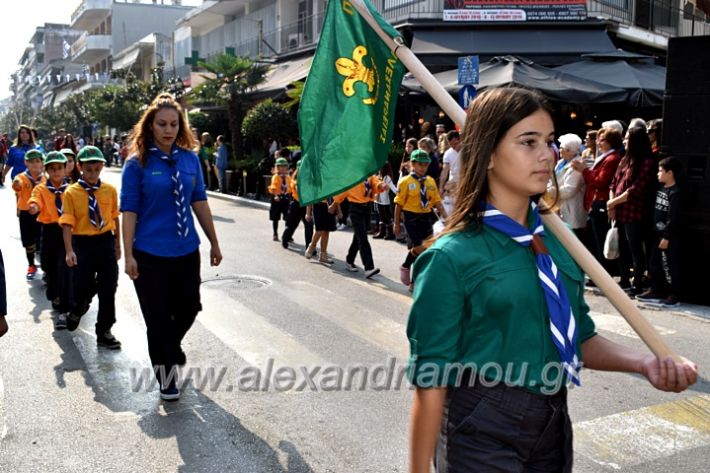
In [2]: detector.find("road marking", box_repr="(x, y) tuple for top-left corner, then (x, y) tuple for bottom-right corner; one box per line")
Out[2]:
(285, 281), (409, 357)
(590, 312), (676, 339)
(0, 373), (7, 440)
(344, 275), (413, 305)
(574, 394), (710, 469)
(199, 287), (327, 370)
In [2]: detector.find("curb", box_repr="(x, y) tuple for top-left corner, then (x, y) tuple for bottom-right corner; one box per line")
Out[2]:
(585, 287), (710, 323)
(206, 190), (270, 210)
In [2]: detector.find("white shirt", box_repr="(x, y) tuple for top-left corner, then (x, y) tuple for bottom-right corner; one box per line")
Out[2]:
(443, 147), (460, 182)
(376, 175), (397, 205)
(548, 158), (587, 229)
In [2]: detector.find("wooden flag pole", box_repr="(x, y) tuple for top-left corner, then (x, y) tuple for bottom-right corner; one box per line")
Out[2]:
(351, 0), (680, 361)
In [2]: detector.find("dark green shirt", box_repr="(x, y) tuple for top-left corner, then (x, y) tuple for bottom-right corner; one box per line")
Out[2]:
(406, 218), (597, 394)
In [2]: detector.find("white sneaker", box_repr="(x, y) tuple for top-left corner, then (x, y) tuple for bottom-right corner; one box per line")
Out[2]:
(345, 262), (358, 272)
(304, 246), (315, 259)
(365, 268), (380, 279)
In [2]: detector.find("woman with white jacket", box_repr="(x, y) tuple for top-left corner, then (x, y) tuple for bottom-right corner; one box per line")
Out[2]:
(547, 133), (587, 239)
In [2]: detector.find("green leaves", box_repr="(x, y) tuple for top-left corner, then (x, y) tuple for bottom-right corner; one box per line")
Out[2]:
(241, 99), (296, 143)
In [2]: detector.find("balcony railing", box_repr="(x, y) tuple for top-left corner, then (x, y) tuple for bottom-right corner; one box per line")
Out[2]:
(71, 31), (112, 63)
(220, 0), (709, 63)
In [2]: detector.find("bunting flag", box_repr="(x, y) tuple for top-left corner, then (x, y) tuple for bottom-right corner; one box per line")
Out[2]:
(297, 0), (406, 205)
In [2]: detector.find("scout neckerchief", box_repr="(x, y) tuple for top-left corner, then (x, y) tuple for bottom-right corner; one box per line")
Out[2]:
(482, 200), (581, 385)
(363, 178), (372, 198)
(151, 146), (189, 238)
(77, 179), (104, 230)
(46, 179), (69, 216)
(410, 172), (428, 210)
(24, 170), (40, 188)
(279, 174), (289, 197)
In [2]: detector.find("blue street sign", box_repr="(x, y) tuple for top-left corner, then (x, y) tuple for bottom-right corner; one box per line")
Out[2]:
(458, 85), (477, 109)
(458, 55), (479, 85)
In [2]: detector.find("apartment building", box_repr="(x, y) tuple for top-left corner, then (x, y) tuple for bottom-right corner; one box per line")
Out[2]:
(11, 24), (82, 110)
(173, 0), (710, 91)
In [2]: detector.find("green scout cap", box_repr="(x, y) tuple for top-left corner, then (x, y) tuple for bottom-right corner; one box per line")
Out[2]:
(410, 149), (431, 163)
(24, 149), (44, 161)
(44, 151), (67, 166)
(275, 157), (288, 166)
(60, 148), (76, 157)
(77, 145), (106, 163)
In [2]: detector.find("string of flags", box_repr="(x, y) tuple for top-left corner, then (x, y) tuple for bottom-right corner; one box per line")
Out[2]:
(13, 71), (113, 86)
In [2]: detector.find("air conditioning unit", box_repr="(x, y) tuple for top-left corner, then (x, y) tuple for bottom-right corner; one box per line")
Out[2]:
(288, 33), (305, 50)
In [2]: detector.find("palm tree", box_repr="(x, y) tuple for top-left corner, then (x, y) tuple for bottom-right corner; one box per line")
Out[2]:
(193, 54), (270, 160)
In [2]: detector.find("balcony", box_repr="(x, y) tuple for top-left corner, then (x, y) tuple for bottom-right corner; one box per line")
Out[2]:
(71, 32), (112, 64)
(71, 0), (112, 31)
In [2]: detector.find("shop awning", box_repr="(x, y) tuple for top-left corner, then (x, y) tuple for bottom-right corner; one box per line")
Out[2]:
(112, 48), (141, 71)
(410, 28), (617, 65)
(255, 55), (313, 95)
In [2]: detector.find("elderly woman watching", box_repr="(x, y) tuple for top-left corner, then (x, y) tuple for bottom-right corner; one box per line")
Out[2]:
(548, 133), (587, 240)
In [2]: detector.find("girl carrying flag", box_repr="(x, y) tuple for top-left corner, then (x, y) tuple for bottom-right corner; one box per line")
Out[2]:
(407, 88), (697, 473)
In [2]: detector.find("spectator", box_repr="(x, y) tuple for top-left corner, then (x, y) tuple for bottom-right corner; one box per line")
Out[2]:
(198, 132), (215, 188)
(581, 129), (597, 166)
(399, 137), (417, 183)
(647, 119), (663, 156)
(215, 135), (229, 193)
(571, 127), (622, 272)
(607, 127), (656, 294)
(417, 137), (441, 182)
(548, 133), (587, 240)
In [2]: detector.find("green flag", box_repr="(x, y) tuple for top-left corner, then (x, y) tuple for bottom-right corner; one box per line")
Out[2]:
(297, 0), (406, 205)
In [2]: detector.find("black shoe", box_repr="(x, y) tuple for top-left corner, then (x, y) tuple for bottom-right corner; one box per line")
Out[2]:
(637, 291), (664, 303)
(97, 331), (122, 350)
(365, 268), (380, 279)
(160, 385), (180, 401)
(176, 349), (187, 367)
(66, 312), (82, 331)
(661, 295), (680, 308)
(281, 239), (289, 249)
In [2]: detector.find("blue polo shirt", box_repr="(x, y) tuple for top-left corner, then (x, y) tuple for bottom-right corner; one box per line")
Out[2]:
(6, 144), (40, 178)
(120, 145), (207, 257)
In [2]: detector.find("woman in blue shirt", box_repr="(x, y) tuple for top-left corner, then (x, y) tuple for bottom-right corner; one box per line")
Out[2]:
(121, 93), (222, 401)
(2, 125), (37, 184)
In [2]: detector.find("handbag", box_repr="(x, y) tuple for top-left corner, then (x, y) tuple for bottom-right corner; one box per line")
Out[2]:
(604, 221), (620, 260)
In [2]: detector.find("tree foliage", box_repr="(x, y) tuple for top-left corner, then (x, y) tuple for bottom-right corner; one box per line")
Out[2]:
(242, 99), (296, 144)
(191, 54), (269, 159)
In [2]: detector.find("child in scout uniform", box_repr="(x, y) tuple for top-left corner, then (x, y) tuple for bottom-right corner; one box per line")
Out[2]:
(333, 175), (387, 279)
(281, 161), (313, 250)
(28, 151), (71, 328)
(59, 146), (121, 349)
(394, 149), (447, 290)
(12, 149), (45, 280)
(268, 157), (291, 241)
(406, 88), (697, 473)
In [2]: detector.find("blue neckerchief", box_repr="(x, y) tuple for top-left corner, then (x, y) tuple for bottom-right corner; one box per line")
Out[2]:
(280, 175), (289, 196)
(410, 172), (428, 209)
(364, 178), (372, 198)
(24, 170), (39, 188)
(77, 179), (104, 230)
(482, 200), (581, 386)
(555, 159), (569, 174)
(46, 180), (69, 216)
(150, 146), (189, 238)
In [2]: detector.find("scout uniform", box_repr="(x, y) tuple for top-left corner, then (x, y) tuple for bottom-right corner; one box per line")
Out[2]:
(59, 146), (120, 348)
(407, 205), (597, 472)
(268, 157), (292, 240)
(12, 149), (45, 279)
(280, 162), (313, 249)
(394, 150), (443, 248)
(333, 175), (383, 278)
(28, 151), (71, 317)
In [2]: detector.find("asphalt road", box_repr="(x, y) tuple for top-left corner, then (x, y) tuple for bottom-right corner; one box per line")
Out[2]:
(0, 166), (708, 472)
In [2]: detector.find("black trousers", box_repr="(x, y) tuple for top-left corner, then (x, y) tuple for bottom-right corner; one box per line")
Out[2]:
(41, 223), (69, 311)
(282, 200), (313, 247)
(649, 233), (681, 297)
(437, 380), (572, 473)
(375, 202), (393, 225)
(346, 202), (375, 270)
(71, 233), (118, 335)
(617, 221), (647, 289)
(133, 249), (202, 386)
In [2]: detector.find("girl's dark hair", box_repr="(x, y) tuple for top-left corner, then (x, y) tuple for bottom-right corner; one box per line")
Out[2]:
(437, 87), (555, 238)
(623, 126), (653, 180)
(14, 124), (34, 146)
(659, 156), (681, 178)
(128, 93), (196, 166)
(379, 161), (393, 179)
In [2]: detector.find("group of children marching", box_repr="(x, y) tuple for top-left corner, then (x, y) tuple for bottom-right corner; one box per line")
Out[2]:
(267, 149), (448, 290)
(11, 145), (121, 348)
